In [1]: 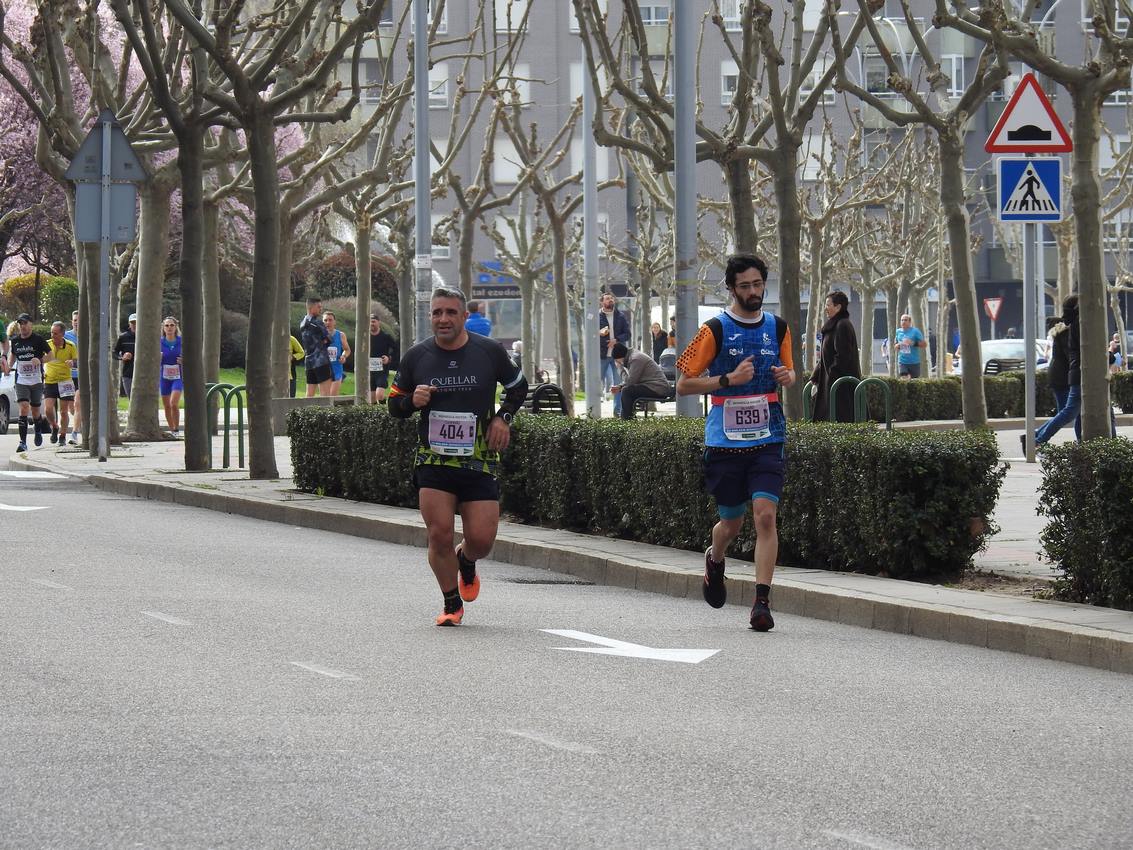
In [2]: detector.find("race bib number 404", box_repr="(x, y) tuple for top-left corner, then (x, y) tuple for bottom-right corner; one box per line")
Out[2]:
(427, 410), (477, 456)
(722, 394), (772, 441)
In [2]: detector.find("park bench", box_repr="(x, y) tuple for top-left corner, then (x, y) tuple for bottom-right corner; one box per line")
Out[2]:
(521, 382), (568, 415)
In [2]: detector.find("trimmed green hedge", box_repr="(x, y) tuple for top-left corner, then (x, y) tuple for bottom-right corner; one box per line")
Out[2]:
(1039, 439), (1133, 610)
(1113, 371), (1133, 413)
(290, 406), (1005, 582)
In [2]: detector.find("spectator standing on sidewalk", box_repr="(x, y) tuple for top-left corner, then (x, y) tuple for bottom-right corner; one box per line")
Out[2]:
(598, 292), (630, 414)
(811, 291), (860, 422)
(895, 314), (927, 379)
(610, 342), (671, 419)
(299, 296), (333, 398)
(114, 313), (137, 398)
(323, 311), (350, 397)
(288, 333), (304, 398)
(650, 322), (668, 362)
(466, 301), (492, 337)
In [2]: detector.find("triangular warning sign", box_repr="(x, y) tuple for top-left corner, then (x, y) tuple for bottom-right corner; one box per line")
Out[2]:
(985, 73), (1072, 153)
(1002, 163), (1057, 214)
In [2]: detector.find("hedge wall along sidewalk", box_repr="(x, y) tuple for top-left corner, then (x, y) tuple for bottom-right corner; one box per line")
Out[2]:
(290, 407), (1006, 582)
(1040, 439), (1133, 611)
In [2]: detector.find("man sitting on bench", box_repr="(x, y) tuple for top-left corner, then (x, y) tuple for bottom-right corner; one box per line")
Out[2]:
(610, 342), (672, 420)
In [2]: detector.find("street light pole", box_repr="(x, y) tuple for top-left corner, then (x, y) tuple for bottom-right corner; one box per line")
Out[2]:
(674, 0), (700, 417)
(582, 45), (602, 418)
(413, 0), (431, 343)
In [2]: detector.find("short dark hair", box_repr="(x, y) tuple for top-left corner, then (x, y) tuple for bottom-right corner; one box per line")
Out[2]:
(467, 300), (480, 312)
(724, 253), (769, 289)
(1062, 294), (1078, 313)
(826, 291), (849, 311)
(431, 286), (467, 307)
(611, 342), (628, 360)
(306, 295), (322, 306)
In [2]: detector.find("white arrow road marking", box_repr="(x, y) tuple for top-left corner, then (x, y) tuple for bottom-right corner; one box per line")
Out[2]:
(289, 661), (360, 680)
(0, 503), (47, 511)
(30, 578), (71, 590)
(0, 471), (65, 479)
(541, 629), (720, 664)
(504, 730), (599, 755)
(823, 829), (915, 850)
(141, 611), (192, 626)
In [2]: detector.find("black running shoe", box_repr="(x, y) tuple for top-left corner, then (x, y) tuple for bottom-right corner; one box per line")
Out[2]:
(702, 548), (726, 608)
(750, 598), (774, 632)
(50, 426), (59, 444)
(33, 427), (43, 447)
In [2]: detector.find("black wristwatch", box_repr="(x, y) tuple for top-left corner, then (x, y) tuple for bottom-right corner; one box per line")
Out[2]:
(497, 410), (514, 425)
(718, 374), (730, 388)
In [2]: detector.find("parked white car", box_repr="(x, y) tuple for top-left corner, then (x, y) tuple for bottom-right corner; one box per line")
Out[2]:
(0, 372), (17, 434)
(953, 339), (1049, 376)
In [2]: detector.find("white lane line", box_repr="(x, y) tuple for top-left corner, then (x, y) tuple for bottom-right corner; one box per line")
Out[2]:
(0, 503), (47, 511)
(823, 829), (915, 850)
(541, 629), (720, 664)
(141, 611), (193, 626)
(30, 578), (72, 590)
(504, 729), (599, 755)
(0, 471), (66, 479)
(289, 661), (360, 680)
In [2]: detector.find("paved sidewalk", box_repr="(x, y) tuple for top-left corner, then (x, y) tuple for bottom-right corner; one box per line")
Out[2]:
(11, 435), (1132, 674)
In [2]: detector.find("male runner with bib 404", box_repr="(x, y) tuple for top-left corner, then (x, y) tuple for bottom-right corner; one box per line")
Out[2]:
(676, 253), (796, 631)
(388, 287), (528, 626)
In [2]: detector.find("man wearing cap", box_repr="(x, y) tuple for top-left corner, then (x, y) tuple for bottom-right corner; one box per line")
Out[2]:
(9, 313), (53, 452)
(114, 313), (137, 398)
(610, 342), (671, 420)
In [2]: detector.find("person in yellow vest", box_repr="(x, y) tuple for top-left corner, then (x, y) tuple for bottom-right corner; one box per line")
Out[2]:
(44, 321), (78, 446)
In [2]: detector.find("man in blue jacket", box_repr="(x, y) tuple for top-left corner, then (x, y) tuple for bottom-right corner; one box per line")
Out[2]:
(466, 301), (492, 337)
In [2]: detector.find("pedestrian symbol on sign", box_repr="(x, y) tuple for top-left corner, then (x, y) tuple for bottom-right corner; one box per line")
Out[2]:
(1004, 164), (1056, 214)
(997, 157), (1062, 223)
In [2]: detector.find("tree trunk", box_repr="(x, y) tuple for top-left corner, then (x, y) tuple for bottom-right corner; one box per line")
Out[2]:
(726, 158), (758, 253)
(354, 215), (372, 404)
(272, 212), (295, 398)
(859, 283), (876, 376)
(885, 284), (899, 378)
(639, 276), (651, 355)
(936, 294), (952, 378)
(458, 217), (475, 300)
(519, 274), (535, 380)
(203, 201), (221, 435)
(772, 151), (804, 418)
(910, 289), (928, 375)
(398, 257), (414, 349)
(549, 215), (575, 414)
(940, 135), (987, 428)
(127, 179), (172, 439)
(1069, 85), (1110, 440)
(177, 125), (209, 471)
(244, 112), (281, 479)
(805, 224), (823, 374)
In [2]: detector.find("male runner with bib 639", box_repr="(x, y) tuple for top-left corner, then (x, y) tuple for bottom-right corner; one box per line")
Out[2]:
(676, 253), (795, 632)
(388, 287), (528, 626)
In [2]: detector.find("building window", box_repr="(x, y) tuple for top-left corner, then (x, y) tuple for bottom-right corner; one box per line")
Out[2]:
(495, 0), (530, 33)
(501, 62), (531, 105)
(1103, 215), (1133, 250)
(361, 58), (382, 104)
(429, 62), (449, 109)
(493, 136), (523, 184)
(799, 131), (829, 181)
(636, 60), (673, 100)
(942, 54), (965, 98)
(570, 138), (609, 181)
(570, 212), (610, 258)
(432, 213), (450, 260)
(863, 55), (894, 97)
(1100, 133), (1131, 170)
(799, 61), (836, 106)
(1105, 89), (1133, 106)
(640, 3), (670, 25)
(721, 59), (739, 105)
(719, 0), (743, 30)
(410, 0), (447, 34)
(570, 0), (608, 32)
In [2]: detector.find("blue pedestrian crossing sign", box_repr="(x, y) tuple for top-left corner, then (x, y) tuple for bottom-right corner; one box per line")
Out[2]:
(997, 157), (1062, 223)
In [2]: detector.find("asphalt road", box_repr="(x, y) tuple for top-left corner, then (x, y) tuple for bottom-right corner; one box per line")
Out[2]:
(1, 460), (1132, 849)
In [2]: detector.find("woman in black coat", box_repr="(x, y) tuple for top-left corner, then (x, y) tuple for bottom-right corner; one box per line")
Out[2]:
(811, 291), (862, 422)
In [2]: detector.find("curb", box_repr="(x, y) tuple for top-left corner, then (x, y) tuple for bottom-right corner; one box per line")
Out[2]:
(15, 457), (1132, 676)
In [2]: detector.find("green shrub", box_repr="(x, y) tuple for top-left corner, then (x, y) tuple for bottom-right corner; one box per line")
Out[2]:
(981, 375), (1022, 418)
(220, 310), (249, 368)
(999, 370), (1057, 417)
(40, 277), (78, 322)
(0, 273), (38, 317)
(290, 408), (1005, 581)
(855, 375), (1023, 422)
(1039, 439), (1133, 610)
(1112, 371), (1133, 413)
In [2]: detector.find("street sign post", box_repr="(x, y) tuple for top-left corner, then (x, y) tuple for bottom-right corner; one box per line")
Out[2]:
(65, 109), (145, 463)
(986, 73), (1070, 463)
(984, 297), (1003, 338)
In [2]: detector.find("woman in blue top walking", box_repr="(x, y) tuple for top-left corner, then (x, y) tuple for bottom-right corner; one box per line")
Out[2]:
(323, 310), (350, 396)
(159, 316), (183, 436)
